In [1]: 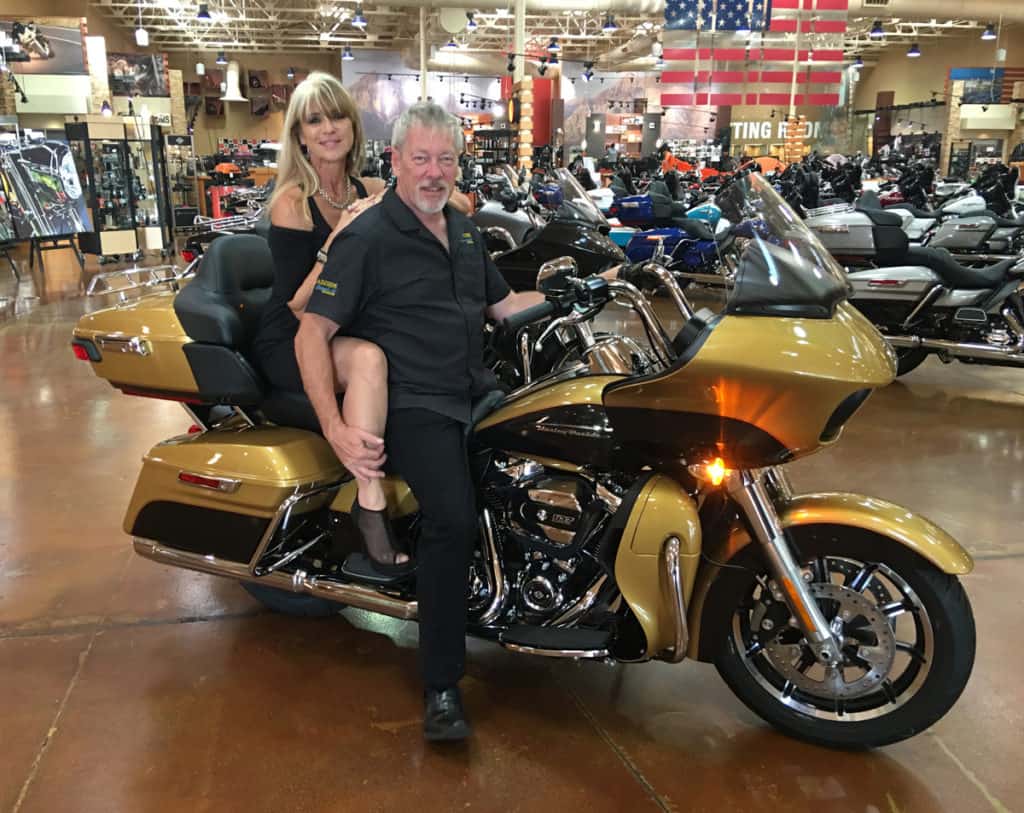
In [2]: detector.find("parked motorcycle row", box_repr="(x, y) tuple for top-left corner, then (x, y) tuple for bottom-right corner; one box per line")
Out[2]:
(72, 165), (980, 750)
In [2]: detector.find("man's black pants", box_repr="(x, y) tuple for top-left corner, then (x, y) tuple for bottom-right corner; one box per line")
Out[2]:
(386, 407), (476, 691)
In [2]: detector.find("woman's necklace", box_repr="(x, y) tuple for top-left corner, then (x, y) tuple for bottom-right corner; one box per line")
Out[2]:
(318, 177), (354, 210)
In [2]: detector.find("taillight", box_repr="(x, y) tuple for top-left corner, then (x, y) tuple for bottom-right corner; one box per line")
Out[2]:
(71, 338), (101, 361)
(181, 249), (197, 262)
(178, 471), (241, 493)
(187, 424), (203, 434)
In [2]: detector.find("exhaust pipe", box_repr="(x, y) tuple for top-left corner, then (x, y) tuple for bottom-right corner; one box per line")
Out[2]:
(886, 334), (1024, 365)
(133, 538), (418, 619)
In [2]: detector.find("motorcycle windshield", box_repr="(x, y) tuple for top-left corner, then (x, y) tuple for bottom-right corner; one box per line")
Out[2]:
(551, 168), (610, 228)
(715, 172), (848, 319)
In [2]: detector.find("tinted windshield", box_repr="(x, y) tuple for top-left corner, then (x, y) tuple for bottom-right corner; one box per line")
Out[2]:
(552, 168), (610, 228)
(715, 172), (848, 318)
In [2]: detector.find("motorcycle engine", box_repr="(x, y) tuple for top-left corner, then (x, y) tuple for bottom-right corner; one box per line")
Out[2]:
(484, 458), (620, 624)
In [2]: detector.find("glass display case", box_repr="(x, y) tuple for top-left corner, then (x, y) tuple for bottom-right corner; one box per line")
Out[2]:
(65, 118), (172, 259)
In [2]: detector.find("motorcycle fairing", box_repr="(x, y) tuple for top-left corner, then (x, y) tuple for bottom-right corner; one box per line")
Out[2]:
(603, 304), (896, 469)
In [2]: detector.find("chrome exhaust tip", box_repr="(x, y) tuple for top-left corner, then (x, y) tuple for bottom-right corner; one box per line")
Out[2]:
(133, 538), (418, 620)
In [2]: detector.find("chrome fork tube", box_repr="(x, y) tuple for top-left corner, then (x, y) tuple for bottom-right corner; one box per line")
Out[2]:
(725, 470), (842, 666)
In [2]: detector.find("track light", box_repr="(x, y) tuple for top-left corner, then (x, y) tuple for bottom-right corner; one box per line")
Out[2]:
(981, 23), (996, 40)
(466, 12), (477, 30)
(907, 43), (920, 58)
(869, 20), (884, 38)
(342, 45), (354, 61)
(548, 37), (560, 52)
(196, 3), (212, 21)
(352, 4), (367, 29)
(215, 50), (227, 65)
(602, 13), (618, 33)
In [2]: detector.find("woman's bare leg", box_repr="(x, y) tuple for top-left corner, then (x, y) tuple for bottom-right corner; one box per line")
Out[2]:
(331, 337), (408, 565)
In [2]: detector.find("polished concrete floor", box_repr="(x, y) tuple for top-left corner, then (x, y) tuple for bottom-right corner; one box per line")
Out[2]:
(1, 246), (1022, 813)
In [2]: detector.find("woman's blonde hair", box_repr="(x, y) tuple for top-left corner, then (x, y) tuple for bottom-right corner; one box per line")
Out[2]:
(270, 71), (366, 226)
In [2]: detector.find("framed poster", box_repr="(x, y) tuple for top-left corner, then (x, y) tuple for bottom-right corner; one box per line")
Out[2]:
(0, 138), (91, 238)
(108, 52), (170, 97)
(247, 69), (269, 91)
(204, 96), (224, 116)
(1, 19), (86, 75)
(250, 93), (270, 117)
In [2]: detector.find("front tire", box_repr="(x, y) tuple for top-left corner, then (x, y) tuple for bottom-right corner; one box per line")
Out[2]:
(713, 529), (975, 748)
(895, 346), (928, 376)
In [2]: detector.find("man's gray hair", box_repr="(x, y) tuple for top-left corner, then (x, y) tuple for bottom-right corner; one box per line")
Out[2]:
(391, 101), (464, 153)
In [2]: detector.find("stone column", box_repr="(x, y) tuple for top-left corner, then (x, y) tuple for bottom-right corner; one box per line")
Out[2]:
(85, 35), (111, 115)
(0, 75), (16, 116)
(940, 80), (964, 176)
(169, 68), (186, 133)
(516, 76), (533, 170)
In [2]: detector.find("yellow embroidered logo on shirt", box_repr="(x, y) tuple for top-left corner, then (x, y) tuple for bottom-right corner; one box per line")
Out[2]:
(314, 279), (337, 297)
(461, 232), (475, 246)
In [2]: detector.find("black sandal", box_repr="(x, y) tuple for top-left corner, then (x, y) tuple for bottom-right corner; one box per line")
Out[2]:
(351, 501), (415, 576)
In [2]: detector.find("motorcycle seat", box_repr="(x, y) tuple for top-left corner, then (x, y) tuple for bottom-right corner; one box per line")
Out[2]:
(905, 246), (1018, 289)
(854, 205), (904, 227)
(671, 218), (715, 241)
(978, 211), (1024, 228)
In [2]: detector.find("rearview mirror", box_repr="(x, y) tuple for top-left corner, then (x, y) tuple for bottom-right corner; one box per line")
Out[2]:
(536, 256), (579, 295)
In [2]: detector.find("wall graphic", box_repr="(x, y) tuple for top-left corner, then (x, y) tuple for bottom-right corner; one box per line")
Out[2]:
(342, 50), (505, 142)
(2, 20), (86, 75)
(108, 52), (170, 97)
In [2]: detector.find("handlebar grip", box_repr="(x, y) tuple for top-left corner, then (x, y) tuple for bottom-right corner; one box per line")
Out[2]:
(500, 299), (559, 333)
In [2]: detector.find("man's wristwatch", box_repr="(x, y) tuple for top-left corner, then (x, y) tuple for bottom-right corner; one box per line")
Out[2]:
(316, 247), (329, 265)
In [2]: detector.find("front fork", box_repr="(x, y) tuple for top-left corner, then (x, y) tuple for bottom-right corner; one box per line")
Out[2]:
(725, 468), (843, 667)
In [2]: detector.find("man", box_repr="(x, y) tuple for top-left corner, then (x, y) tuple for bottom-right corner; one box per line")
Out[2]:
(295, 102), (544, 742)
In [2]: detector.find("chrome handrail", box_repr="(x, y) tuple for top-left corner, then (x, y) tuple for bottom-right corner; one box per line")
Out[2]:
(86, 261), (197, 301)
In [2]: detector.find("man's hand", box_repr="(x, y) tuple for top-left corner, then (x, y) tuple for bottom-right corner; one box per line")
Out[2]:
(325, 416), (387, 481)
(324, 191), (384, 251)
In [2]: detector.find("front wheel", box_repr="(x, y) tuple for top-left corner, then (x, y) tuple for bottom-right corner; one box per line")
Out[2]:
(714, 529), (975, 748)
(895, 346), (928, 376)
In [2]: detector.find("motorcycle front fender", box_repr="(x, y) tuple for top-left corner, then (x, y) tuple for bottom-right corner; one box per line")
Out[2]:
(685, 491), (973, 661)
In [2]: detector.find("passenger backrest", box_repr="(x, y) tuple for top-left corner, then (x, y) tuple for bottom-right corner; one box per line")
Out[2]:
(174, 234), (274, 350)
(173, 234), (274, 406)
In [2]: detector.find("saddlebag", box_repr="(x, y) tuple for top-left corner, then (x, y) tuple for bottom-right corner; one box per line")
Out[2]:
(124, 425), (346, 564)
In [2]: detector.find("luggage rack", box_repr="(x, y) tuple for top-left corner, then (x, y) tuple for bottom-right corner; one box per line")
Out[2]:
(804, 202), (855, 218)
(86, 261), (197, 303)
(174, 209), (265, 238)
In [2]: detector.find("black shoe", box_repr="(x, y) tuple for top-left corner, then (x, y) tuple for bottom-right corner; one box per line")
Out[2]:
(423, 687), (471, 742)
(350, 501), (415, 577)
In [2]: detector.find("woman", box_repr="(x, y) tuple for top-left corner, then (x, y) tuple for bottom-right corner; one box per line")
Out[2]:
(253, 71), (408, 573)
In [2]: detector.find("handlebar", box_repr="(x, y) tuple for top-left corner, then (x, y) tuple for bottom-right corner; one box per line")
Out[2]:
(499, 299), (560, 334)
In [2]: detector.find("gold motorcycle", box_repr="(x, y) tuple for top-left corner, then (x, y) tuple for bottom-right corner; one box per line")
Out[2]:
(71, 173), (974, 748)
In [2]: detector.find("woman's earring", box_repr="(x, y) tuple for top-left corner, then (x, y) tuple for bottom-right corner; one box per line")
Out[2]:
(300, 142), (308, 156)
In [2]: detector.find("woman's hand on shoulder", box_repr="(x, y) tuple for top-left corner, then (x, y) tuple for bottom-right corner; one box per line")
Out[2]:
(325, 191), (385, 246)
(270, 185), (311, 230)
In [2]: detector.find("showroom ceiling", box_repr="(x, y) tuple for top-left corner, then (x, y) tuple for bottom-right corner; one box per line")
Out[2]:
(88, 0), (1009, 67)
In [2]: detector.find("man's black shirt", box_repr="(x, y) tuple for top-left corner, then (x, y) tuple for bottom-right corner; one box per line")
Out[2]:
(306, 188), (512, 423)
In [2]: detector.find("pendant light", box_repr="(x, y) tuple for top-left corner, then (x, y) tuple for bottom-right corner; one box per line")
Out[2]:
(602, 13), (618, 33)
(907, 43), (921, 58)
(100, 100), (113, 116)
(869, 20), (884, 38)
(466, 12), (477, 30)
(351, 4), (367, 29)
(215, 50), (227, 65)
(196, 2), (212, 21)
(195, 61), (205, 75)
(853, 55), (863, 68)
(134, 0), (149, 47)
(342, 45), (355, 61)
(981, 23), (996, 40)
(286, 66), (295, 79)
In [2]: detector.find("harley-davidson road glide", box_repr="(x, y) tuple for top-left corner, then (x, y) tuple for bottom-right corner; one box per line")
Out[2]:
(71, 172), (974, 749)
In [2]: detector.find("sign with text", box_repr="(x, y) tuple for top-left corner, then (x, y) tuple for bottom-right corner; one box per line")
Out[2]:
(731, 120), (822, 140)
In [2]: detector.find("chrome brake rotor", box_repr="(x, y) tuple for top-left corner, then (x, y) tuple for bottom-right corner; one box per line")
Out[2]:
(764, 583), (896, 699)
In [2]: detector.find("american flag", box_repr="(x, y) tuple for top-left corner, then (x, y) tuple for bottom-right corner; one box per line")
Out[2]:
(661, 0), (848, 108)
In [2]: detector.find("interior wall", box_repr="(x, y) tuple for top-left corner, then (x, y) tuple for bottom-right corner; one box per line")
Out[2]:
(853, 24), (1024, 109)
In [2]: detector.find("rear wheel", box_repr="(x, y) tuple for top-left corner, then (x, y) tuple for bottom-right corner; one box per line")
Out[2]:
(895, 346), (928, 376)
(241, 582), (343, 617)
(714, 530), (975, 748)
